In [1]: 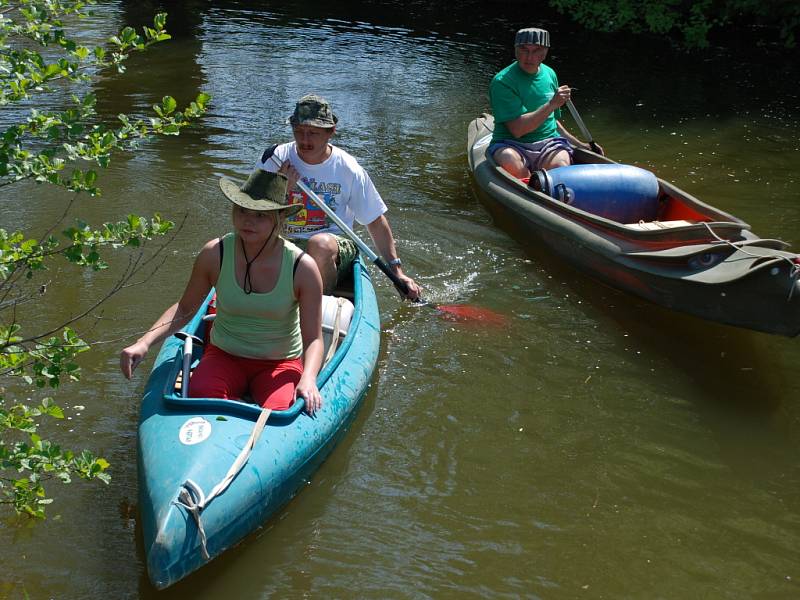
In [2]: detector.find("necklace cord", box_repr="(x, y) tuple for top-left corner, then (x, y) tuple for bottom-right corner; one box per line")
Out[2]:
(239, 227), (275, 294)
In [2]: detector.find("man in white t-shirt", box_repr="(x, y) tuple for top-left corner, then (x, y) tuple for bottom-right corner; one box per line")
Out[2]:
(256, 94), (420, 300)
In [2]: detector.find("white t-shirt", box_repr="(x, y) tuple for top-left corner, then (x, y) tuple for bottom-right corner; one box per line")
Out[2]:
(256, 143), (387, 240)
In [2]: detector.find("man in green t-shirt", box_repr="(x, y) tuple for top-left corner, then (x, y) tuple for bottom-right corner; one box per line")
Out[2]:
(489, 27), (602, 179)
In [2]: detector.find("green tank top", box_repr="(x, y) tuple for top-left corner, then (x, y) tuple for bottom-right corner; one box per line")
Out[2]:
(210, 233), (303, 360)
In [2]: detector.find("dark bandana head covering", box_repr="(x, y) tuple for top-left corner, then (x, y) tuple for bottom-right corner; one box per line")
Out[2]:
(514, 28), (550, 47)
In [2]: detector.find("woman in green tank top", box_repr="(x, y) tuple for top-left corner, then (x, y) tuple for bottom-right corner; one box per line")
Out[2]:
(119, 169), (325, 413)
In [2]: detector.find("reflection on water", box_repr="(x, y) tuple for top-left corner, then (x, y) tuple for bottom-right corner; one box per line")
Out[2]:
(2, 1), (800, 598)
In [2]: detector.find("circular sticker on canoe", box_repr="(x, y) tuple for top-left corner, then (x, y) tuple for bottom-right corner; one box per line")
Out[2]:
(179, 417), (211, 445)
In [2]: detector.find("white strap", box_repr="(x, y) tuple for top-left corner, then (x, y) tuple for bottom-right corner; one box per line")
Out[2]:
(173, 407), (272, 560)
(323, 297), (345, 364)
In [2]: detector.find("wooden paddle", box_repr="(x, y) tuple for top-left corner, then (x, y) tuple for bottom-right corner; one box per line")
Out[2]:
(261, 145), (506, 324)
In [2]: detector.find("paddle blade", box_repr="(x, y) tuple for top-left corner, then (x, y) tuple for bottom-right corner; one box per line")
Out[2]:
(435, 304), (507, 326)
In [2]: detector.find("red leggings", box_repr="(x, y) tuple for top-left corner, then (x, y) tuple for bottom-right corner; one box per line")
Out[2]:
(188, 344), (303, 410)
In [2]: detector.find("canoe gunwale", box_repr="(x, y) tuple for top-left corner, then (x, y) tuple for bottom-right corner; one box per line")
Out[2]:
(467, 114), (800, 336)
(488, 150), (749, 242)
(471, 113), (751, 244)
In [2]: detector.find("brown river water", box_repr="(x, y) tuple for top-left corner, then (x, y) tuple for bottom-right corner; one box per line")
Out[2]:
(1, 1), (799, 598)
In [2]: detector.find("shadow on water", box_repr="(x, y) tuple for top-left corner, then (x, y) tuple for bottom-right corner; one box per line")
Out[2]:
(119, 0), (210, 38)
(89, 0), (212, 162)
(94, 0), (800, 135)
(107, 0), (800, 154)
(94, 4), (206, 112)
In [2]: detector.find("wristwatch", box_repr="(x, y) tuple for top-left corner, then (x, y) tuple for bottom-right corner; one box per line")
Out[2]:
(388, 258), (402, 268)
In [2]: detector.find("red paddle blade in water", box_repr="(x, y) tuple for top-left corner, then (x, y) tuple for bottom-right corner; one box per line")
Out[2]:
(434, 304), (507, 326)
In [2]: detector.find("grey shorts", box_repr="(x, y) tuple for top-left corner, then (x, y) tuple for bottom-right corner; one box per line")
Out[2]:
(489, 137), (574, 172)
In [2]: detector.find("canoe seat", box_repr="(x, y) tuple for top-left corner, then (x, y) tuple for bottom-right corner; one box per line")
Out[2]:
(624, 220), (695, 230)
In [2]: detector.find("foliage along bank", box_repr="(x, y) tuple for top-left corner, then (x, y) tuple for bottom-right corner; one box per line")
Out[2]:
(547, 0), (800, 49)
(0, 0), (209, 518)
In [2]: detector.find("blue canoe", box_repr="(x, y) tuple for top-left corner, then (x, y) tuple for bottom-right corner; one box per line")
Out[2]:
(137, 258), (381, 589)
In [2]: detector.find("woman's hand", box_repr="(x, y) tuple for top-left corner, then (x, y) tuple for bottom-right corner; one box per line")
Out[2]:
(295, 374), (322, 415)
(120, 340), (149, 379)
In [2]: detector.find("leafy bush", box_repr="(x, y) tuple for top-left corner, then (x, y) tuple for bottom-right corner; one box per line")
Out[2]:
(0, 0), (209, 518)
(548, 0), (800, 48)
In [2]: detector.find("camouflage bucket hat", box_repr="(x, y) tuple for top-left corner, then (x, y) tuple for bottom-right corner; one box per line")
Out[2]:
(515, 28), (550, 47)
(219, 170), (302, 215)
(287, 94), (338, 128)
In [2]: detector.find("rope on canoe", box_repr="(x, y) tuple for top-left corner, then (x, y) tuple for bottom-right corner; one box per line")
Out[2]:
(323, 297), (346, 365)
(701, 222), (800, 301)
(173, 407), (272, 560)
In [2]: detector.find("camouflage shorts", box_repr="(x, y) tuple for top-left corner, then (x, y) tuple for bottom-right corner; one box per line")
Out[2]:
(334, 236), (359, 280)
(292, 234), (359, 282)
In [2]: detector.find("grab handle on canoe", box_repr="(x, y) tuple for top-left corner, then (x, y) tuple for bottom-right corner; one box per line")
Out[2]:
(174, 332), (203, 398)
(163, 387), (307, 420)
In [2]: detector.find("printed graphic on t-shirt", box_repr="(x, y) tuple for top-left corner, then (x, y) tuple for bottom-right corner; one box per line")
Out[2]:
(286, 178), (342, 236)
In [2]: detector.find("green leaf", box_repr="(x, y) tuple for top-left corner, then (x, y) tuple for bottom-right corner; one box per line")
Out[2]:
(154, 13), (168, 30)
(161, 95), (177, 115)
(45, 405), (65, 419)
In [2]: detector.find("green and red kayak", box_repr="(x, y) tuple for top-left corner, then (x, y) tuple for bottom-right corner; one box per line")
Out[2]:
(468, 114), (800, 336)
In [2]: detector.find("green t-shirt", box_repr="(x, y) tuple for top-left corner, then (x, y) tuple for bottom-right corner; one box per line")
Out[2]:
(489, 62), (561, 143)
